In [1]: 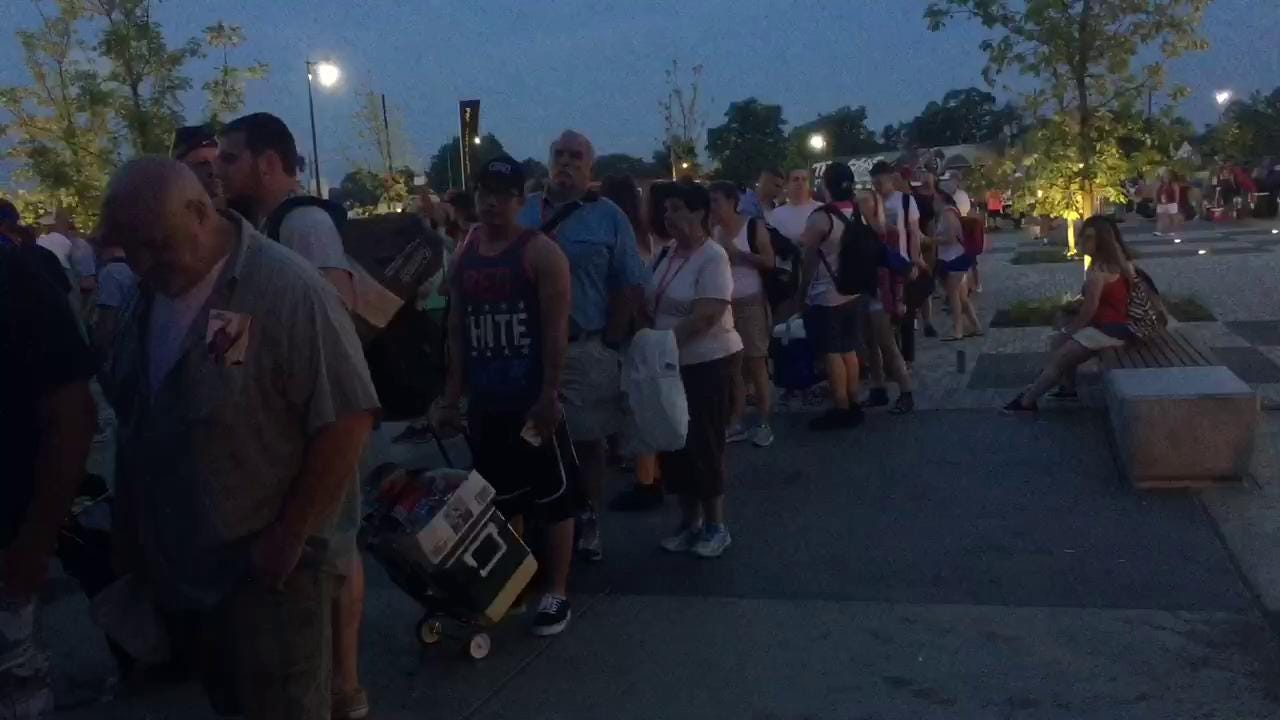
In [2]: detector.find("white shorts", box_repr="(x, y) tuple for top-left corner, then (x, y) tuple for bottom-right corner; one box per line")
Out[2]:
(1158, 203), (1179, 216)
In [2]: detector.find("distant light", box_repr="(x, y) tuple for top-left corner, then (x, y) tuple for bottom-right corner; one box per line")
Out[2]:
(680, 161), (690, 169)
(472, 136), (481, 145)
(1197, 249), (1208, 255)
(313, 61), (340, 88)
(1272, 229), (1279, 235)
(808, 133), (827, 152)
(1214, 89), (1232, 106)
(1173, 238), (1182, 243)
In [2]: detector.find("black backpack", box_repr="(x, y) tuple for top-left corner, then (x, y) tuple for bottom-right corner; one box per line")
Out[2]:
(817, 204), (883, 297)
(746, 217), (799, 309)
(262, 195), (348, 241)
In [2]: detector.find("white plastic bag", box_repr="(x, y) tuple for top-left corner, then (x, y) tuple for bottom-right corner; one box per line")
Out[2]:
(621, 329), (688, 454)
(772, 314), (806, 344)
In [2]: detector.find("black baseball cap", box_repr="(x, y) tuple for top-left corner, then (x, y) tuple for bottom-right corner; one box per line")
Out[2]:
(475, 154), (525, 194)
(869, 160), (896, 177)
(171, 124), (218, 160)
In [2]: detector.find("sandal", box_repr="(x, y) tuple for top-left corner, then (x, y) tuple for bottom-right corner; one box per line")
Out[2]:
(890, 393), (914, 415)
(965, 329), (986, 337)
(1001, 397), (1037, 415)
(941, 335), (964, 343)
(1047, 387), (1079, 401)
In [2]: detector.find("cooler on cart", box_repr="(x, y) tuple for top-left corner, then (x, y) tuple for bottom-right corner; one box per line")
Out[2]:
(362, 464), (537, 660)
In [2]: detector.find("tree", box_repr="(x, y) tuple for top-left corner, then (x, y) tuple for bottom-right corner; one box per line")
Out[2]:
(351, 83), (413, 177)
(658, 60), (707, 178)
(201, 21), (267, 123)
(332, 168), (383, 210)
(593, 153), (651, 179)
(785, 105), (883, 171)
(705, 97), (787, 185)
(903, 88), (1020, 146)
(0, 0), (119, 228)
(881, 123), (906, 149)
(1209, 88), (1280, 163)
(520, 157), (548, 180)
(86, 0), (203, 155)
(926, 0), (1211, 255)
(427, 133), (506, 191)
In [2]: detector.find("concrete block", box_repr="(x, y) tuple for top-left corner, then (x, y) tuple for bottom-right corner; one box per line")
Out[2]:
(1105, 366), (1260, 487)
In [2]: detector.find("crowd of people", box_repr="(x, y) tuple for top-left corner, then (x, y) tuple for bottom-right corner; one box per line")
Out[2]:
(1, 106), (1164, 720)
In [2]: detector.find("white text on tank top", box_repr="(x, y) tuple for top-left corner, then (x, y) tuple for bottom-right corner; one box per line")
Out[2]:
(809, 203), (855, 307)
(717, 220), (761, 300)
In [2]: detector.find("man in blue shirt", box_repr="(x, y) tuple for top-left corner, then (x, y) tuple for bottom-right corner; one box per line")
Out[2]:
(738, 168), (785, 220)
(517, 130), (647, 562)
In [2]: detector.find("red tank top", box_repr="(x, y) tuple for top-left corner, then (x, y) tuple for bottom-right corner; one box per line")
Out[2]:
(1092, 275), (1129, 327)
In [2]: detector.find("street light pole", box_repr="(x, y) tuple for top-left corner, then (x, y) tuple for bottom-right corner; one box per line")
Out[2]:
(305, 60), (323, 197)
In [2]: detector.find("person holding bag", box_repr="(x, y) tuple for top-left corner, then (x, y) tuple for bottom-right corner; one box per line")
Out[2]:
(644, 182), (742, 559)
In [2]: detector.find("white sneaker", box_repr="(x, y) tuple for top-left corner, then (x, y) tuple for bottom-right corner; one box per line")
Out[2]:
(659, 525), (703, 553)
(691, 526), (732, 558)
(750, 424), (774, 448)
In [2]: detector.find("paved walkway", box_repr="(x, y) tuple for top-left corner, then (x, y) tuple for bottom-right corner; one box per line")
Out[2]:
(47, 410), (1280, 719)
(42, 214), (1280, 719)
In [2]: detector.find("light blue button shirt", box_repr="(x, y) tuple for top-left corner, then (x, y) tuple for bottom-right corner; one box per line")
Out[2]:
(518, 192), (648, 334)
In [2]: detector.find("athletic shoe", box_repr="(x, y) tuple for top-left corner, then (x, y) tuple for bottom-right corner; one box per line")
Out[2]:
(576, 513), (603, 562)
(691, 526), (732, 558)
(1047, 388), (1079, 402)
(608, 483), (664, 512)
(809, 407), (864, 431)
(331, 687), (370, 720)
(725, 424), (749, 443)
(391, 422), (434, 444)
(750, 424), (774, 448)
(530, 594), (572, 637)
(862, 387), (890, 408)
(660, 525), (703, 553)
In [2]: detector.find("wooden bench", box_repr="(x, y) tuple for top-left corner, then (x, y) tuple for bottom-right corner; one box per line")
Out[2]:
(1098, 327), (1259, 489)
(1099, 327), (1215, 371)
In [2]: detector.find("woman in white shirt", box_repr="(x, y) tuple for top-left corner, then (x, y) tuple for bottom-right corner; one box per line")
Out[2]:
(708, 181), (775, 449)
(933, 191), (982, 340)
(645, 182), (742, 558)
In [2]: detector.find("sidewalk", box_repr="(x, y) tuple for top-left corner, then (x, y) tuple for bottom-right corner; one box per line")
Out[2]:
(47, 412), (1280, 719)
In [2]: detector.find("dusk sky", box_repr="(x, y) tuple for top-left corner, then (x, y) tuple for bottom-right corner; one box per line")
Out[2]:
(2, 0), (1277, 186)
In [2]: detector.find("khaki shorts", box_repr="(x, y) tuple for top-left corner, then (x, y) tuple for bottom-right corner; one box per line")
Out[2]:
(731, 295), (772, 359)
(561, 338), (624, 442)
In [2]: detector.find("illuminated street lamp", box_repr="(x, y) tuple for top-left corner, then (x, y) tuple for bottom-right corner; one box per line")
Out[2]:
(305, 59), (341, 196)
(472, 136), (482, 145)
(680, 161), (690, 170)
(1215, 89), (1232, 122)
(808, 133), (827, 153)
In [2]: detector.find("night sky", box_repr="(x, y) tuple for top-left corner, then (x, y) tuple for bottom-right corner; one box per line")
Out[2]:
(2, 0), (1277, 186)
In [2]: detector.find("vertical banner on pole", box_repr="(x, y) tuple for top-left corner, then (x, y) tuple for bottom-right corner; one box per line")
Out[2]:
(458, 99), (481, 189)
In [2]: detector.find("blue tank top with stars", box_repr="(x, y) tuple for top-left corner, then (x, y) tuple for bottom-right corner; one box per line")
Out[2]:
(456, 229), (543, 413)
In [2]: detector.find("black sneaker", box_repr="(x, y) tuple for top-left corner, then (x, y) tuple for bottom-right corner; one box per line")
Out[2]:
(1001, 397), (1037, 415)
(809, 407), (864, 431)
(608, 483), (664, 512)
(923, 324), (939, 338)
(530, 594), (572, 636)
(862, 387), (890, 408)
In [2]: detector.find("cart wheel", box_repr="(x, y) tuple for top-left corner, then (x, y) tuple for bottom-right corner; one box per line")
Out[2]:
(416, 618), (443, 646)
(467, 632), (491, 660)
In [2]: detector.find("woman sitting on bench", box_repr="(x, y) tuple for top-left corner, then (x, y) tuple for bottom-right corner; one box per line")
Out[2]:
(1004, 216), (1136, 413)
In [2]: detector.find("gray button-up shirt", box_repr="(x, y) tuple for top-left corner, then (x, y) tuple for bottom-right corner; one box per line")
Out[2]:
(103, 215), (379, 610)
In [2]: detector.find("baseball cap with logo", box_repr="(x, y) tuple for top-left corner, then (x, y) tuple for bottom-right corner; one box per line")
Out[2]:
(475, 154), (526, 195)
(171, 124), (218, 160)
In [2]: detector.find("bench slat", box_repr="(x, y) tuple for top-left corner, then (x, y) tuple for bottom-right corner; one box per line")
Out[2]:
(1151, 333), (1185, 366)
(1144, 336), (1177, 366)
(1170, 331), (1213, 366)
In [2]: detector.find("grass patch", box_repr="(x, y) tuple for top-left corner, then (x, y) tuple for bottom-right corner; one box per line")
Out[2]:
(1010, 248), (1079, 265)
(990, 294), (1216, 328)
(1163, 296), (1216, 321)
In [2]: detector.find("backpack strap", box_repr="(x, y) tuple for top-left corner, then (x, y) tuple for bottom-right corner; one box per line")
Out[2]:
(653, 244), (672, 269)
(815, 204), (849, 282)
(539, 190), (600, 235)
(745, 217), (758, 254)
(262, 195), (346, 242)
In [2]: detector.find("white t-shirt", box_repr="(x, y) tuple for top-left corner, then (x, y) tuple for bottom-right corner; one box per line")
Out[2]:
(953, 188), (972, 217)
(766, 200), (822, 243)
(36, 232), (73, 269)
(147, 255), (227, 394)
(879, 191), (919, 257)
(714, 219), (762, 300)
(647, 240), (742, 366)
(807, 203), (857, 307)
(275, 205), (351, 273)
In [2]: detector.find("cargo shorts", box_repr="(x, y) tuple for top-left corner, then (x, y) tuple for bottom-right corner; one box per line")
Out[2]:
(560, 338), (624, 442)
